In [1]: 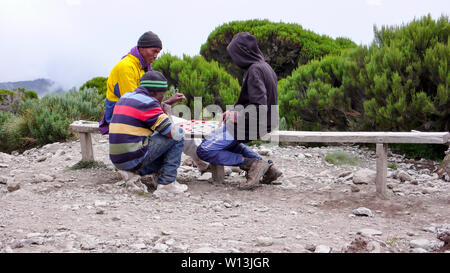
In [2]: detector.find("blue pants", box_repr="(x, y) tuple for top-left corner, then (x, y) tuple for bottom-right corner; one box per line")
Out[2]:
(196, 125), (261, 166)
(135, 133), (184, 185)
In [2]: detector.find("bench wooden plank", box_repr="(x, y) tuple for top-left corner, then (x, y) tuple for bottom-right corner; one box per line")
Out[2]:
(262, 131), (450, 144)
(69, 119), (449, 198)
(69, 120), (101, 133)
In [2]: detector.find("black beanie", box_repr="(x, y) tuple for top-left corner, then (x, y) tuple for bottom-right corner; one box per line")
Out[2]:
(140, 70), (168, 92)
(137, 31), (162, 49)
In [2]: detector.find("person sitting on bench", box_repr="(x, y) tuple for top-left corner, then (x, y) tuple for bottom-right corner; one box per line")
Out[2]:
(109, 70), (188, 194)
(196, 32), (282, 190)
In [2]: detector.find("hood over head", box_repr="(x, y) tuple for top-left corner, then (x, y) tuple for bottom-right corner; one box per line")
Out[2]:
(226, 32), (265, 69)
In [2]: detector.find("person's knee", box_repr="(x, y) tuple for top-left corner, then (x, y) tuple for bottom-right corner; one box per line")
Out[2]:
(196, 143), (208, 161)
(173, 138), (184, 154)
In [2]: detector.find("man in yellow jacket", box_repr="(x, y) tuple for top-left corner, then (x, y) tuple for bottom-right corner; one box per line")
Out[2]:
(100, 31), (209, 175)
(100, 31), (162, 132)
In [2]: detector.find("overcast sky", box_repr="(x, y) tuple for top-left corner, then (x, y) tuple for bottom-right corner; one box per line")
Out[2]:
(0, 0), (448, 89)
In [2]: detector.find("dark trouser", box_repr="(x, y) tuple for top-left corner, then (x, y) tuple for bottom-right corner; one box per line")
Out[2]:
(196, 125), (261, 166)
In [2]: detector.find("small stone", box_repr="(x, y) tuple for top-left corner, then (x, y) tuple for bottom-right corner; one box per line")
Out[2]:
(338, 171), (352, 178)
(367, 241), (382, 253)
(152, 243), (168, 253)
(198, 172), (212, 181)
(80, 238), (97, 250)
(258, 147), (272, 156)
(352, 207), (374, 217)
(396, 170), (412, 182)
(37, 174), (54, 182)
(409, 239), (432, 250)
(314, 245), (331, 253)
(357, 228), (383, 237)
(353, 169), (376, 185)
(36, 156), (47, 162)
(133, 243), (147, 250)
(305, 244), (316, 252)
(411, 247), (428, 253)
(0, 175), (9, 184)
(191, 247), (224, 253)
(7, 181), (20, 192)
(255, 236), (273, 247)
(94, 200), (108, 207)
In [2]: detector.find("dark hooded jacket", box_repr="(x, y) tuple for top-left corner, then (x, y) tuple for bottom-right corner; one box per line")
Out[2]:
(226, 32), (279, 142)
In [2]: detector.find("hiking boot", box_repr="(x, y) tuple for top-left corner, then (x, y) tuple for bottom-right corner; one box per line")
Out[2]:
(153, 181), (188, 196)
(200, 164), (212, 175)
(261, 164), (283, 184)
(141, 173), (159, 189)
(238, 159), (270, 190)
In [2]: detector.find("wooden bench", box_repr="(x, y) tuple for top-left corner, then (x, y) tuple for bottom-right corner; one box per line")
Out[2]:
(70, 120), (449, 199)
(260, 131), (449, 198)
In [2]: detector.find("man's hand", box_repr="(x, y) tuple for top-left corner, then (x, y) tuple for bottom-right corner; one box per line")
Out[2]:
(222, 111), (238, 123)
(164, 93), (186, 106)
(161, 102), (172, 115)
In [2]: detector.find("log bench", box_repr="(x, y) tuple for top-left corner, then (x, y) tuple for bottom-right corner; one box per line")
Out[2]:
(69, 120), (449, 199)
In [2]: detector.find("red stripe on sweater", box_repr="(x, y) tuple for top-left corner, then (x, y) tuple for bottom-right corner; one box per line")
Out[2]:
(113, 105), (164, 121)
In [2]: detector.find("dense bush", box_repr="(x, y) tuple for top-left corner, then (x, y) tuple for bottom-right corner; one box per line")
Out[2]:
(279, 14), (449, 133)
(0, 88), (38, 113)
(200, 19), (356, 82)
(0, 112), (30, 153)
(278, 46), (368, 130)
(153, 53), (240, 113)
(80, 76), (107, 98)
(363, 15), (449, 131)
(16, 87), (104, 146)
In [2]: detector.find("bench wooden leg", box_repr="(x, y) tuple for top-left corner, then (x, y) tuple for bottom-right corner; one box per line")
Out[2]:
(376, 143), (388, 199)
(79, 132), (94, 162)
(211, 164), (225, 183)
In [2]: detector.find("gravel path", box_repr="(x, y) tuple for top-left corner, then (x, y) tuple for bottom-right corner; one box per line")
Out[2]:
(0, 134), (449, 253)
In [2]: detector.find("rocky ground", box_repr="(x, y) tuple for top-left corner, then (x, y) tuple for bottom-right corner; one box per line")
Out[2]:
(0, 134), (449, 253)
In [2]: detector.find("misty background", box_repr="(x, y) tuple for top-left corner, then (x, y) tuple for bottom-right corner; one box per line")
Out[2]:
(0, 0), (448, 91)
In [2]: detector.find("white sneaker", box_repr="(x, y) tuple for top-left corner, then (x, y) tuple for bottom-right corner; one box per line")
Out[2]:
(117, 170), (148, 193)
(118, 170), (139, 182)
(154, 181), (188, 195)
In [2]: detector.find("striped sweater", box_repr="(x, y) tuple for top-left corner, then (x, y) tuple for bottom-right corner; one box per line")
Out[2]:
(109, 86), (172, 170)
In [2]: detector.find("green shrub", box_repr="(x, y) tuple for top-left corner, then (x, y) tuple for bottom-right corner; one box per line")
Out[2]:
(80, 76), (107, 98)
(390, 143), (448, 161)
(278, 46), (368, 130)
(17, 87), (104, 145)
(69, 160), (107, 170)
(278, 14), (449, 134)
(0, 88), (38, 114)
(153, 53), (240, 112)
(363, 15), (449, 132)
(324, 151), (361, 165)
(200, 19), (356, 81)
(0, 112), (31, 153)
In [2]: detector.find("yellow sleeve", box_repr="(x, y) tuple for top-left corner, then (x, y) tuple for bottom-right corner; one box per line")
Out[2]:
(116, 64), (140, 97)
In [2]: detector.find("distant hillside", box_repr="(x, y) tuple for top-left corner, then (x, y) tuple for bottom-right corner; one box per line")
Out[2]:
(0, 78), (64, 97)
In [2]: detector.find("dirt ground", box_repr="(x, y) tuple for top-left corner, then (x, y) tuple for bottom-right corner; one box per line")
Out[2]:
(0, 134), (449, 253)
